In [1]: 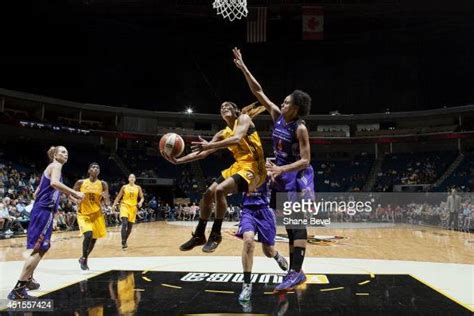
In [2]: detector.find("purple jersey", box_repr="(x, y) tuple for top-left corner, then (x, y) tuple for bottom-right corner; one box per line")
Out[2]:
(271, 114), (315, 199)
(242, 181), (269, 207)
(33, 171), (61, 212)
(27, 167), (62, 252)
(272, 115), (302, 166)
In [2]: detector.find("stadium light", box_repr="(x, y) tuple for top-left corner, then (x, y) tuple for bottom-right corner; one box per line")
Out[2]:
(185, 107), (193, 114)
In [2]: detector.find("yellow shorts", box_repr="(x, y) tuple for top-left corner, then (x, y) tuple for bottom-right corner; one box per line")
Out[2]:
(120, 203), (138, 223)
(77, 211), (107, 239)
(221, 161), (266, 192)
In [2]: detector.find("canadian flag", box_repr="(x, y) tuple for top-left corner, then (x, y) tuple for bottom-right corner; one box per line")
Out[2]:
(302, 6), (324, 40)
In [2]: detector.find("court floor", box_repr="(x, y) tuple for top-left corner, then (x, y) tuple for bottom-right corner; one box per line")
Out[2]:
(0, 221), (473, 314)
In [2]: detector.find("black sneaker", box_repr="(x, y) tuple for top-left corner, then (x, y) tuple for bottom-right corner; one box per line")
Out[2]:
(202, 232), (222, 253)
(122, 241), (128, 249)
(8, 287), (34, 300)
(179, 233), (206, 251)
(26, 277), (40, 290)
(79, 257), (89, 271)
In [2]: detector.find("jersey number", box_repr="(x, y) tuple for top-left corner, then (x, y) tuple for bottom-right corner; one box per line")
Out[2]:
(88, 194), (97, 203)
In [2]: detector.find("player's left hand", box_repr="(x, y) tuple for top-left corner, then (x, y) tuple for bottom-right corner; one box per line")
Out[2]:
(266, 161), (283, 181)
(162, 151), (178, 164)
(191, 136), (210, 153)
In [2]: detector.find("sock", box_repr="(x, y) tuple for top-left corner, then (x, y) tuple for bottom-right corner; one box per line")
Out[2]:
(14, 280), (28, 289)
(121, 218), (128, 244)
(243, 272), (251, 284)
(83, 232), (93, 258)
(88, 239), (97, 256)
(211, 218), (223, 234)
(292, 247), (305, 272)
(195, 218), (208, 236)
(126, 222), (133, 239)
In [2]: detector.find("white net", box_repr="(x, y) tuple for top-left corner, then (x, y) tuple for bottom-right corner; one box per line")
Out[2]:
(212, 0), (248, 21)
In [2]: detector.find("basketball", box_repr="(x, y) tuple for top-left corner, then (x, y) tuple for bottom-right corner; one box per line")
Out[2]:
(159, 133), (185, 158)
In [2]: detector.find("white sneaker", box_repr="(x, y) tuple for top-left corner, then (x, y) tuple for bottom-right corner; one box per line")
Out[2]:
(5, 229), (13, 235)
(238, 283), (252, 302)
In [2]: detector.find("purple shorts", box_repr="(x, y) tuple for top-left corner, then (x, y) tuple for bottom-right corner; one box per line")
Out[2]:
(271, 165), (315, 202)
(27, 207), (54, 252)
(236, 206), (276, 246)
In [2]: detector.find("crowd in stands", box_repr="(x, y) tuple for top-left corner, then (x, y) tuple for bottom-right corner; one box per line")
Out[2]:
(1, 145), (473, 239)
(314, 153), (373, 192)
(178, 166), (199, 196)
(311, 196), (473, 231)
(375, 151), (458, 192)
(0, 161), (38, 236)
(436, 153), (474, 192)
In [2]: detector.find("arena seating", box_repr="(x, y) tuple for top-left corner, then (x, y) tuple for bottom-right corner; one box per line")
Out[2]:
(375, 151), (458, 191)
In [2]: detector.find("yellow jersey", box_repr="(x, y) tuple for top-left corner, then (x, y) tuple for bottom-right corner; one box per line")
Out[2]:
(222, 118), (265, 165)
(79, 179), (103, 215)
(220, 118), (266, 191)
(122, 184), (139, 206)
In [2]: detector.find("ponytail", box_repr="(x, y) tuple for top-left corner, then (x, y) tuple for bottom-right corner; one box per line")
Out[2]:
(47, 146), (57, 162)
(241, 101), (267, 119)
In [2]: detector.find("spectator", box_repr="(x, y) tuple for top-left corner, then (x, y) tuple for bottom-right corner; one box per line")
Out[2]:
(183, 204), (191, 221)
(162, 203), (171, 220)
(446, 188), (462, 230)
(60, 197), (77, 230)
(189, 202), (198, 221)
(147, 196), (158, 220)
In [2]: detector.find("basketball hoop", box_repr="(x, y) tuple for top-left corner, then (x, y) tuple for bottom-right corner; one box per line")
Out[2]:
(212, 0), (248, 21)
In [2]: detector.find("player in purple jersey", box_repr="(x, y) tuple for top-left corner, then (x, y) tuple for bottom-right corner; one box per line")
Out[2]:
(235, 180), (288, 303)
(234, 47), (313, 292)
(8, 146), (84, 300)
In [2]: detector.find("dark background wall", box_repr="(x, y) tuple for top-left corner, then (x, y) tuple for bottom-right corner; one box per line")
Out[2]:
(1, 0), (473, 114)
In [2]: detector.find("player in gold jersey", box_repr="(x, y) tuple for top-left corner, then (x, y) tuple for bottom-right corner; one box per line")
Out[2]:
(112, 174), (144, 249)
(163, 101), (267, 253)
(73, 162), (110, 271)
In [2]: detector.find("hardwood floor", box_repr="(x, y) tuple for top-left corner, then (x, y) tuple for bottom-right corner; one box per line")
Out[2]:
(1, 222), (472, 264)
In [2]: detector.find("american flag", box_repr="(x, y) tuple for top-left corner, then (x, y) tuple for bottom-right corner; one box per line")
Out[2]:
(247, 7), (267, 43)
